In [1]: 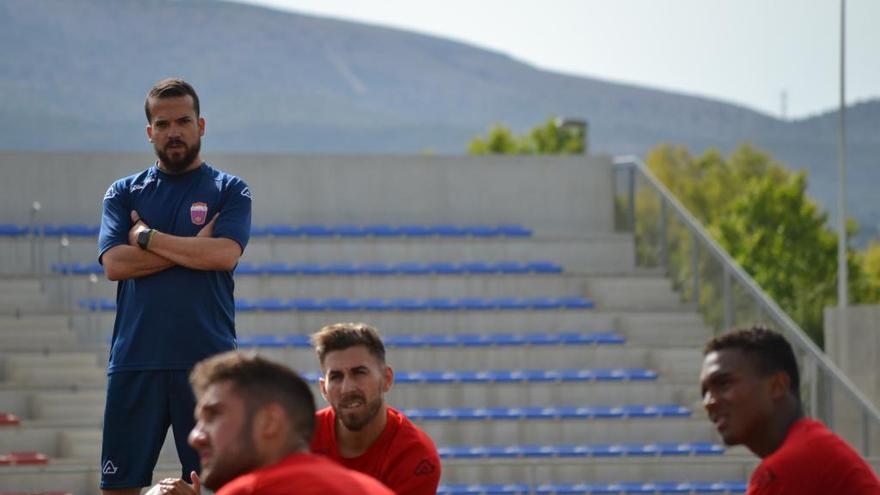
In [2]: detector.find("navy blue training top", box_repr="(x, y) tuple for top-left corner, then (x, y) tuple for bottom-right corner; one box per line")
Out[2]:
(98, 162), (252, 373)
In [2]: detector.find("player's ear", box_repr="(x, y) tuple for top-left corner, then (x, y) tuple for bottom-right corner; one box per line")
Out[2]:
(769, 370), (790, 401)
(146, 125), (153, 143)
(382, 365), (394, 393)
(318, 377), (329, 402)
(198, 116), (206, 137)
(253, 403), (285, 440)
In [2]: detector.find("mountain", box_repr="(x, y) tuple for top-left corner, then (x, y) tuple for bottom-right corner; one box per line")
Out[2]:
(2, 0), (878, 242)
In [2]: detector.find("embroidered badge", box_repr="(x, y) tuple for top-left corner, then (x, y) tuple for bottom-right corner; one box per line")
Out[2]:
(190, 202), (208, 225)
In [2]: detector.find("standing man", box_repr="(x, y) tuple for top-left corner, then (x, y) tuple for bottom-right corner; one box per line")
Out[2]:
(98, 78), (252, 494)
(700, 326), (880, 494)
(147, 351), (394, 495)
(310, 323), (441, 495)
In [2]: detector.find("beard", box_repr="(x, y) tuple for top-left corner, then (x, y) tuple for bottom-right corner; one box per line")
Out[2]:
(155, 137), (201, 174)
(200, 416), (261, 491)
(336, 392), (384, 432)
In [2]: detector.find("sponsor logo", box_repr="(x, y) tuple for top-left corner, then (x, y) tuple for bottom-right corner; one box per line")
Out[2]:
(413, 459), (436, 476)
(240, 186), (252, 199)
(103, 186), (117, 201)
(102, 459), (119, 475)
(190, 202), (208, 225)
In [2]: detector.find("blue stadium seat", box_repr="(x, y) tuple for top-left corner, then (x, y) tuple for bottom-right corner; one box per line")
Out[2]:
(556, 296), (595, 309)
(362, 224), (400, 237)
(493, 261), (530, 274)
(237, 335), (283, 348)
(462, 225), (500, 237)
(526, 261), (564, 274)
(360, 298), (394, 311)
(522, 297), (562, 310)
(398, 225), (432, 237)
(234, 262), (260, 275)
(358, 262), (395, 275)
(257, 262), (295, 275)
(254, 298), (292, 312)
(0, 224), (29, 236)
(488, 297), (528, 310)
(299, 224), (334, 237)
(248, 225), (268, 237)
(457, 298), (494, 311)
(289, 298), (327, 311)
(426, 262), (462, 275)
(332, 225), (366, 237)
(234, 299), (256, 312)
(322, 298), (361, 311)
(460, 262), (498, 274)
(290, 263), (327, 275)
(262, 224), (300, 236)
(429, 224), (467, 237)
(279, 334), (311, 347)
(497, 224), (532, 237)
(325, 262), (360, 275)
(393, 262), (431, 275)
(390, 298), (426, 311)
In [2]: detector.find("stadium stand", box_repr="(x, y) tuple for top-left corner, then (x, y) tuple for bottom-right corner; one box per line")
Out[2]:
(7, 153), (873, 493)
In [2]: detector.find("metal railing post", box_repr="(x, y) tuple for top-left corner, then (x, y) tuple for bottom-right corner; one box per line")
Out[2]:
(627, 167), (636, 232)
(29, 201), (41, 275)
(659, 199), (668, 273)
(723, 268), (733, 329)
(691, 231), (700, 305)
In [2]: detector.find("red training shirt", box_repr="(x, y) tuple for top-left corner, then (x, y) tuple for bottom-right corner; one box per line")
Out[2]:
(216, 452), (394, 495)
(747, 418), (880, 495)
(311, 406), (441, 495)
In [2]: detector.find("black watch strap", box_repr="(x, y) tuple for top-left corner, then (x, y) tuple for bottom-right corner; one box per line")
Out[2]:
(137, 229), (156, 250)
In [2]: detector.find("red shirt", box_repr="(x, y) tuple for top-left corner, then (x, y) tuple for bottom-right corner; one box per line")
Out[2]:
(216, 452), (394, 495)
(311, 406), (441, 495)
(747, 418), (880, 495)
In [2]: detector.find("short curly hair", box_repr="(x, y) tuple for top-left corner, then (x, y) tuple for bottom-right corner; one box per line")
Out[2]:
(704, 325), (800, 399)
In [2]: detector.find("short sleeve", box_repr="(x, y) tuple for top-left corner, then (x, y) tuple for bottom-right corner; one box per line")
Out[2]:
(213, 177), (252, 253)
(98, 181), (131, 264)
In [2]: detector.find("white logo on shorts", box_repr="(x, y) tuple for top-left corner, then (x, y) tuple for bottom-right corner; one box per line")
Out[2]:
(102, 459), (119, 475)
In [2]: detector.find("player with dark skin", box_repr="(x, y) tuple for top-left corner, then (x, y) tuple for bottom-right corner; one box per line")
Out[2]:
(700, 327), (880, 494)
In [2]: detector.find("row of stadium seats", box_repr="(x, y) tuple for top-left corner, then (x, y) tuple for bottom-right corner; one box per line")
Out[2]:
(399, 405), (691, 420)
(0, 452), (48, 465)
(437, 481), (747, 494)
(297, 368), (658, 384)
(238, 331), (625, 348)
(52, 260), (564, 275)
(437, 442), (723, 458)
(79, 296), (596, 312)
(0, 223), (532, 238)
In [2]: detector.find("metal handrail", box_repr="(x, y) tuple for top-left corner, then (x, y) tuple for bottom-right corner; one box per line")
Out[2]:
(614, 155), (880, 452)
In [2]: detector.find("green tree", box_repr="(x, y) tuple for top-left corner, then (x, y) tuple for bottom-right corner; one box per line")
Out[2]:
(637, 143), (873, 345)
(467, 117), (584, 155)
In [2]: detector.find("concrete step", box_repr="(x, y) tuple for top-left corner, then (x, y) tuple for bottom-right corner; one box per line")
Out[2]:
(440, 454), (758, 484)
(0, 314), (71, 331)
(1, 353), (102, 385)
(416, 416), (717, 445)
(262, 346), (704, 382)
(0, 328), (79, 351)
(0, 416), (717, 459)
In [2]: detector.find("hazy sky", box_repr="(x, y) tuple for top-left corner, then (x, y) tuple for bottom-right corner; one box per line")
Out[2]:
(236, 0), (878, 119)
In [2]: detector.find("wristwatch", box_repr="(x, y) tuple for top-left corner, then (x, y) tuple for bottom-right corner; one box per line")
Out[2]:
(137, 229), (157, 250)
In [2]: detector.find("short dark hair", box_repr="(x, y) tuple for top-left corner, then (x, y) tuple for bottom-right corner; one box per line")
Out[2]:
(311, 322), (386, 366)
(144, 78), (200, 122)
(704, 325), (800, 399)
(190, 351), (315, 445)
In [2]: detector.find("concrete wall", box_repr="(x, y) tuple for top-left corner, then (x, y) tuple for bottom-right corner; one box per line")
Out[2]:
(0, 152), (614, 235)
(824, 305), (880, 410)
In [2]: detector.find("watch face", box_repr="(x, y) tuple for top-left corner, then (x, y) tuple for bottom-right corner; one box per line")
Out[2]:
(138, 229), (150, 249)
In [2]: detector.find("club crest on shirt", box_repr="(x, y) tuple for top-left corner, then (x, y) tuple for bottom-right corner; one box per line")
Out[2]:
(190, 202), (208, 225)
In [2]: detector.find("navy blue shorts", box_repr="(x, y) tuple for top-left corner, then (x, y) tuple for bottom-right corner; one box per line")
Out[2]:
(100, 370), (200, 489)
